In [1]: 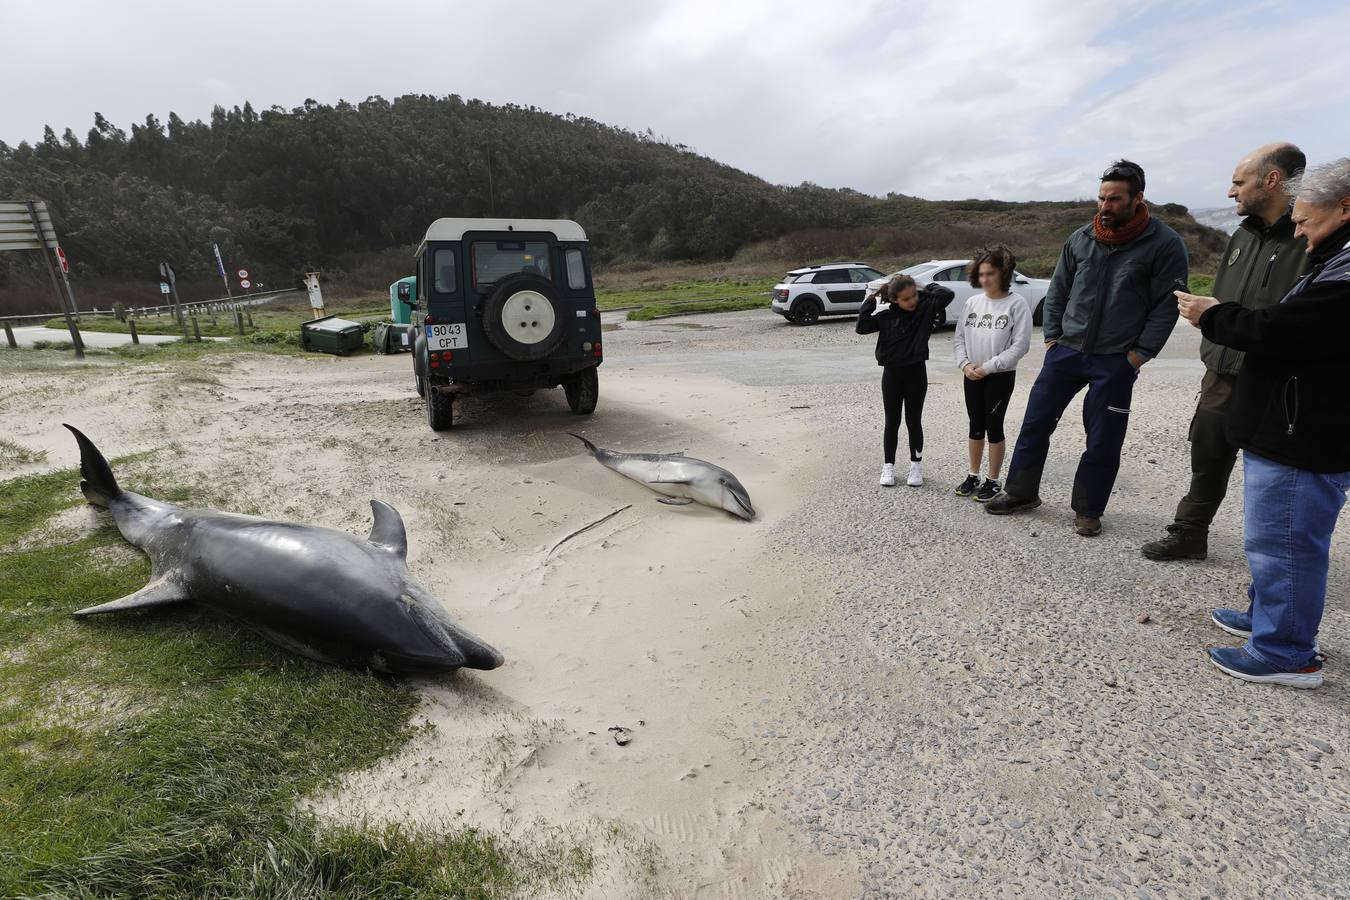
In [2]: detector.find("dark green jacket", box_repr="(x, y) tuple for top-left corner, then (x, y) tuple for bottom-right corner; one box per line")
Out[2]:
(1043, 217), (1188, 358)
(1201, 212), (1308, 375)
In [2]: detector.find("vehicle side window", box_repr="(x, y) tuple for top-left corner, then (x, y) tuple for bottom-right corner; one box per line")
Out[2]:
(471, 241), (552, 289)
(936, 266), (966, 282)
(434, 249), (457, 294)
(815, 270), (850, 284)
(849, 269), (874, 283)
(565, 248), (587, 290)
(792, 273), (814, 284)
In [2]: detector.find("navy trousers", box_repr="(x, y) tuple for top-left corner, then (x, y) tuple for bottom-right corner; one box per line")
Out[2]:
(1004, 343), (1138, 517)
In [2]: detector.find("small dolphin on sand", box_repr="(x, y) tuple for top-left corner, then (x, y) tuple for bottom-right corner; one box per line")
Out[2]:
(568, 433), (755, 520)
(63, 425), (503, 675)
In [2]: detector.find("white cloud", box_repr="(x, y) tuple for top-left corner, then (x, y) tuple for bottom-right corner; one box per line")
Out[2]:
(2, 0), (1347, 207)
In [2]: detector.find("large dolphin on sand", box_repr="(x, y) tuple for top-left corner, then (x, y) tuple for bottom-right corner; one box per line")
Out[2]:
(568, 433), (755, 520)
(63, 425), (503, 675)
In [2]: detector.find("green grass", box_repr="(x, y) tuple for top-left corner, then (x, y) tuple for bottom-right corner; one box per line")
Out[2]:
(13, 297), (396, 364)
(50, 300), (389, 339)
(1189, 273), (1216, 296)
(626, 297), (767, 321)
(595, 276), (774, 320)
(0, 464), (594, 898)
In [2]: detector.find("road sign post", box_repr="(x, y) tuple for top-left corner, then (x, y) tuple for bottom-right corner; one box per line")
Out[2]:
(214, 243), (232, 299)
(56, 247), (80, 321)
(160, 261), (184, 324)
(24, 202), (84, 358)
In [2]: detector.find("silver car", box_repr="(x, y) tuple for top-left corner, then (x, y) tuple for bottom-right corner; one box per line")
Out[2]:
(865, 259), (1053, 327)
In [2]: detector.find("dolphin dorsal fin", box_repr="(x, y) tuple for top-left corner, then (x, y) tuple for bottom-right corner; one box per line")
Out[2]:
(368, 500), (408, 558)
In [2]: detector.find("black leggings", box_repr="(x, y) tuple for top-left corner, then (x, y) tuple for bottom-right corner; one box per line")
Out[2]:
(963, 371), (1016, 443)
(881, 362), (927, 463)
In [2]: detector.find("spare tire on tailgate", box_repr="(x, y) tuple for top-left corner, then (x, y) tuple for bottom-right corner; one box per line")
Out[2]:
(482, 273), (566, 361)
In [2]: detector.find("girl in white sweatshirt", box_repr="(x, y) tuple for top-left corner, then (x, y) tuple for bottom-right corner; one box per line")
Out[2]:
(953, 245), (1032, 501)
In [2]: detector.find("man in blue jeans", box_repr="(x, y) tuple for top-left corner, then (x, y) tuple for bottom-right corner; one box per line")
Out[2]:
(987, 161), (1189, 535)
(1177, 157), (1350, 688)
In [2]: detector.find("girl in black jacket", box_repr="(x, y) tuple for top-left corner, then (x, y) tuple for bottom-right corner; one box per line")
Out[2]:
(856, 275), (956, 487)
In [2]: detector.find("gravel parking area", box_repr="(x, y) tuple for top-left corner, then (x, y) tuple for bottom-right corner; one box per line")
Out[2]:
(608, 309), (1348, 898)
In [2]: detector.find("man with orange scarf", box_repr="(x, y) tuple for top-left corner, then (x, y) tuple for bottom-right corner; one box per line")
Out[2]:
(987, 160), (1189, 536)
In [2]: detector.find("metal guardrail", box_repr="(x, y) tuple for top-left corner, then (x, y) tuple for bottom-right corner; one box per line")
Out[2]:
(0, 289), (297, 324)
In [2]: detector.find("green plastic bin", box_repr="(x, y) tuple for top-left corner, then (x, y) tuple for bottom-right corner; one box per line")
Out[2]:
(300, 315), (367, 356)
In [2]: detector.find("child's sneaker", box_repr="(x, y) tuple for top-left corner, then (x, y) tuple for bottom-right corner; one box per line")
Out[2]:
(906, 461), (923, 487)
(955, 474), (980, 497)
(975, 478), (1001, 502)
(879, 463), (896, 486)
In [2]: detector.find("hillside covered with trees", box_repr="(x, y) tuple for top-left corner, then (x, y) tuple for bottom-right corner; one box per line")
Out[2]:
(0, 93), (1227, 312)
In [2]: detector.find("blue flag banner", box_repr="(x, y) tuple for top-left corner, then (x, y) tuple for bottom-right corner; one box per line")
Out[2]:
(213, 243), (226, 278)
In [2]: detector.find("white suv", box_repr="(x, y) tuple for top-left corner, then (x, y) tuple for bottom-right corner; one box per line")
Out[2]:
(865, 259), (1053, 327)
(770, 262), (888, 325)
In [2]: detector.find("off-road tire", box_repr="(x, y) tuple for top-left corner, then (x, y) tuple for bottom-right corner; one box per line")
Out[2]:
(415, 370), (426, 397)
(563, 366), (599, 414)
(426, 383), (454, 431)
(482, 273), (567, 361)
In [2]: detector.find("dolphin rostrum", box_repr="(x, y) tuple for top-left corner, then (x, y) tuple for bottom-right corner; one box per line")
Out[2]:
(568, 433), (755, 520)
(63, 425), (503, 675)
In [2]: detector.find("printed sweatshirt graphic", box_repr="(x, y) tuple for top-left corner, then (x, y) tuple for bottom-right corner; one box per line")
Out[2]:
(954, 291), (1032, 373)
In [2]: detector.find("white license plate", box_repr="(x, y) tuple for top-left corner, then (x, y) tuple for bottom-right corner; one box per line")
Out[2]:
(426, 323), (468, 351)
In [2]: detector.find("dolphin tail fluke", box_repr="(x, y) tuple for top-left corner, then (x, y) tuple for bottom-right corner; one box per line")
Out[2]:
(566, 432), (598, 454)
(63, 424), (122, 508)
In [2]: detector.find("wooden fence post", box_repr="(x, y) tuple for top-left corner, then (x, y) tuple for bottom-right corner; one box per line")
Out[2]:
(129, 319), (140, 345)
(4, 322), (15, 350)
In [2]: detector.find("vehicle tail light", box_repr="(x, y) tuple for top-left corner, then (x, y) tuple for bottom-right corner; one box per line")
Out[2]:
(425, 315), (434, 324)
(443, 351), (452, 361)
(430, 360), (440, 368)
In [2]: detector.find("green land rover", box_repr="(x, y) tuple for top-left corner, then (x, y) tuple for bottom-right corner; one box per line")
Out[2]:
(406, 218), (602, 430)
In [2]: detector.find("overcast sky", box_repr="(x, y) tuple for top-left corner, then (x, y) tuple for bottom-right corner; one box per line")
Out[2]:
(3, 0), (1347, 209)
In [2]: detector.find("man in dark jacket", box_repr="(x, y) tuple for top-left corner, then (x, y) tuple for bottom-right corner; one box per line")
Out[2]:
(1142, 143), (1307, 561)
(1177, 157), (1350, 688)
(986, 160), (1189, 536)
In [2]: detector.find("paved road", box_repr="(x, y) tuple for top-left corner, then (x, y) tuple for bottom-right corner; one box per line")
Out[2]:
(604, 308), (1347, 898)
(8, 326), (222, 348)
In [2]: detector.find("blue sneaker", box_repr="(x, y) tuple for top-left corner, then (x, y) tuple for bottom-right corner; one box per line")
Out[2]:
(1208, 646), (1323, 689)
(1210, 608), (1252, 638)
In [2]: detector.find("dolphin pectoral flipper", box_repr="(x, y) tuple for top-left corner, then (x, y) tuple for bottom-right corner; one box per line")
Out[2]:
(657, 497), (694, 506)
(368, 500), (408, 558)
(73, 576), (189, 618)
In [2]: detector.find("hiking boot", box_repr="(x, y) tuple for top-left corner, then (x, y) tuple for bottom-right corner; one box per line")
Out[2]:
(1208, 646), (1323, 689)
(974, 479), (1001, 503)
(1141, 524), (1208, 561)
(985, 492), (1042, 515)
(1074, 514), (1102, 537)
(906, 461), (923, 487)
(955, 474), (980, 497)
(879, 463), (896, 487)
